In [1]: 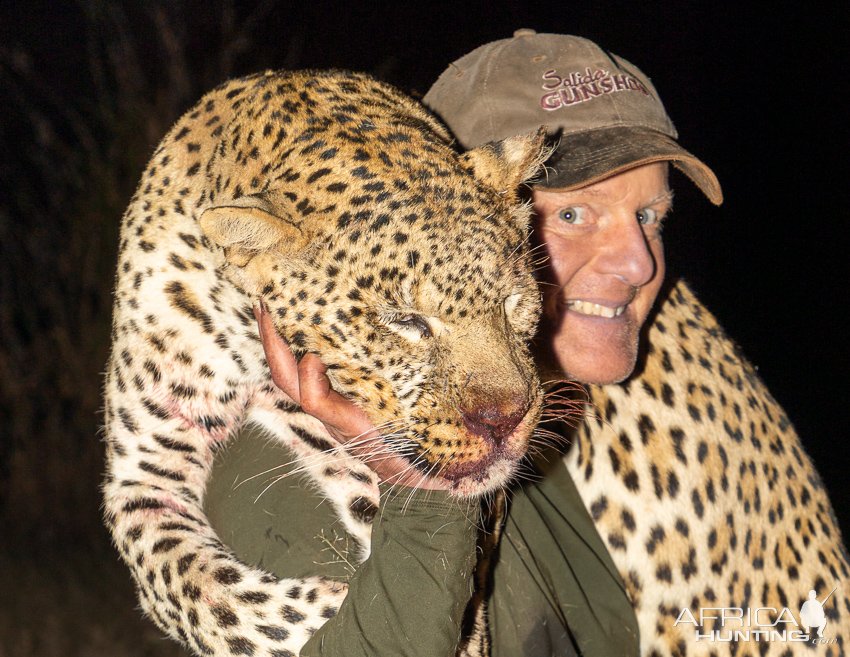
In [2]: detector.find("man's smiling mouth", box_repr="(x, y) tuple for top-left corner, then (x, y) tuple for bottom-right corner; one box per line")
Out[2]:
(565, 300), (627, 318)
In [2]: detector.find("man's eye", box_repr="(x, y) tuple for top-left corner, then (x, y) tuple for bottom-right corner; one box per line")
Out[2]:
(557, 206), (587, 224)
(637, 207), (659, 225)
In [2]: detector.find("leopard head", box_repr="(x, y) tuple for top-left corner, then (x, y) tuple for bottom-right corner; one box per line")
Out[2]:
(201, 129), (547, 495)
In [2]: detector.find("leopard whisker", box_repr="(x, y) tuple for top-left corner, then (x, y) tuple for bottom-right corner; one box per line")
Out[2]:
(237, 421), (413, 489)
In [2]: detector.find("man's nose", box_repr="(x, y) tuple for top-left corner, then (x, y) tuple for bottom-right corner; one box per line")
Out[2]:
(595, 217), (657, 287)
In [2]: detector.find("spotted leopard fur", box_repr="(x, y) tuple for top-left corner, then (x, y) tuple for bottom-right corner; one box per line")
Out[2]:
(102, 69), (548, 656)
(568, 280), (850, 656)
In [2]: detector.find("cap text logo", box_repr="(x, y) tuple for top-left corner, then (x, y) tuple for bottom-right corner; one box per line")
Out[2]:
(539, 67), (650, 111)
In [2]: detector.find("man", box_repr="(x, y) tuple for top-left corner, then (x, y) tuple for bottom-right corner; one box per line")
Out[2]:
(206, 30), (722, 655)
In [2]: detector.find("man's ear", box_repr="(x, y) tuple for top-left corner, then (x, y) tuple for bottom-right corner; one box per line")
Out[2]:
(199, 192), (312, 266)
(460, 127), (549, 199)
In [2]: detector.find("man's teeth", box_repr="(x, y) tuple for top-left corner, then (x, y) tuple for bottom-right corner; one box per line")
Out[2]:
(566, 300), (626, 318)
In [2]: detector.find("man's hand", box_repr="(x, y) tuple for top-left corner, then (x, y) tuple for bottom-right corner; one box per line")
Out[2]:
(255, 302), (452, 491)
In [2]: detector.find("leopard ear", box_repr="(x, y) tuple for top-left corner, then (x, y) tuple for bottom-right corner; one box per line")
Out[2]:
(461, 127), (549, 199)
(200, 206), (302, 251)
(199, 191), (315, 265)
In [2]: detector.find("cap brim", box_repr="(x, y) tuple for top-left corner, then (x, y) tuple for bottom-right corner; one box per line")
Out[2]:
(539, 126), (723, 205)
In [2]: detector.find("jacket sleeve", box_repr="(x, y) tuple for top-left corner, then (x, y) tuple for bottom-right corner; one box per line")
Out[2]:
(300, 487), (481, 657)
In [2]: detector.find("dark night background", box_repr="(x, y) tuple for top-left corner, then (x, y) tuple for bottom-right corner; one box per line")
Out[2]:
(0, 2), (846, 654)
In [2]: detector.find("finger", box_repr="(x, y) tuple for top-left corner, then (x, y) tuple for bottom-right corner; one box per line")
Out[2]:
(254, 303), (301, 402)
(297, 354), (375, 442)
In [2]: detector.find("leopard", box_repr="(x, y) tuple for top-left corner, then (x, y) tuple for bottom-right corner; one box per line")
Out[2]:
(564, 279), (850, 656)
(101, 69), (549, 656)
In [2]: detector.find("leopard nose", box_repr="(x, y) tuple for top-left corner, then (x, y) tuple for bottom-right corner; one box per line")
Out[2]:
(461, 402), (527, 446)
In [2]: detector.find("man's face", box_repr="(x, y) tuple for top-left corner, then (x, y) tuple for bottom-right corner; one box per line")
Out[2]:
(533, 162), (671, 385)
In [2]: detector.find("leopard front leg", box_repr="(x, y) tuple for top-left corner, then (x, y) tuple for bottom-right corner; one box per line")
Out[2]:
(102, 357), (353, 655)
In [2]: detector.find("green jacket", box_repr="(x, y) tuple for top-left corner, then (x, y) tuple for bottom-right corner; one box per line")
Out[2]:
(206, 427), (639, 656)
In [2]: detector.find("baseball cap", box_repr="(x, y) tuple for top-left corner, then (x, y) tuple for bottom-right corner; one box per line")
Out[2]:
(423, 29), (722, 204)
